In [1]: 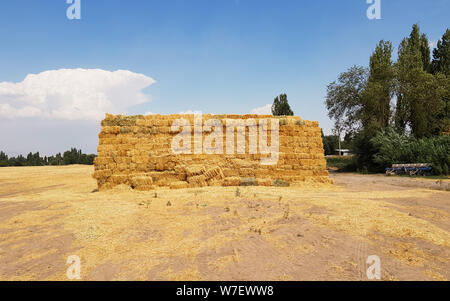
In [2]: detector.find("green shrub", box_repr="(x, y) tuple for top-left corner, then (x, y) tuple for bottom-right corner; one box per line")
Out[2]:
(326, 156), (357, 172)
(371, 128), (450, 175)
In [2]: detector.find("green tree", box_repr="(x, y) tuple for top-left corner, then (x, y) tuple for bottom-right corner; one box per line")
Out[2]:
(431, 29), (450, 76)
(14, 155), (27, 166)
(50, 153), (64, 165)
(430, 29), (450, 133)
(0, 151), (8, 167)
(420, 33), (431, 72)
(325, 65), (368, 134)
(394, 24), (441, 137)
(361, 40), (395, 135)
(322, 135), (339, 156)
(395, 39), (412, 132)
(395, 26), (423, 134)
(410, 72), (448, 137)
(271, 94), (293, 116)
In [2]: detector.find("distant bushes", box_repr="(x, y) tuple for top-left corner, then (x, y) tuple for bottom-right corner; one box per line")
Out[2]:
(326, 129), (450, 175)
(371, 128), (450, 175)
(0, 148), (96, 167)
(326, 156), (357, 172)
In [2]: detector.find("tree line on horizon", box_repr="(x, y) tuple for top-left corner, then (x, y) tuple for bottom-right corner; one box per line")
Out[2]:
(324, 24), (450, 175)
(0, 148), (96, 167)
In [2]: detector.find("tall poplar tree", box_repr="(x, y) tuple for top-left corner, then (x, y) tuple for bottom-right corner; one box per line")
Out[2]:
(395, 24), (435, 137)
(362, 40), (395, 135)
(271, 94), (294, 116)
(431, 29), (450, 76)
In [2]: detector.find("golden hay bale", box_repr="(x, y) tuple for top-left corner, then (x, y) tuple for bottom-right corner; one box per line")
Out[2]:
(185, 165), (205, 177)
(93, 169), (112, 179)
(131, 175), (153, 187)
(222, 168), (239, 177)
(170, 181), (189, 189)
(222, 177), (241, 187)
(203, 166), (224, 180)
(256, 178), (272, 186)
(94, 157), (113, 165)
(134, 184), (155, 191)
(207, 178), (223, 187)
(187, 174), (207, 185)
(110, 174), (129, 185)
(94, 114), (330, 190)
(131, 156), (148, 164)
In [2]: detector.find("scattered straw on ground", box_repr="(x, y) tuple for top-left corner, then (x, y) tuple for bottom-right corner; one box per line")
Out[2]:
(0, 166), (448, 281)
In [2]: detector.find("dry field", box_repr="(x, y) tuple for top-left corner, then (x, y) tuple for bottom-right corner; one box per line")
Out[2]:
(0, 165), (449, 281)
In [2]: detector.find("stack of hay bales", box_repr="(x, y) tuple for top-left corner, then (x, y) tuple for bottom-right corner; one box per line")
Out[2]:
(93, 114), (331, 191)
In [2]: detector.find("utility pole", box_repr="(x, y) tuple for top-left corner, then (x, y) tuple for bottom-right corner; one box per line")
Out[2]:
(338, 128), (342, 156)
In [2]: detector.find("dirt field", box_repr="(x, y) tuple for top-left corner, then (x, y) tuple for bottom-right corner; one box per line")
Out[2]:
(0, 166), (449, 281)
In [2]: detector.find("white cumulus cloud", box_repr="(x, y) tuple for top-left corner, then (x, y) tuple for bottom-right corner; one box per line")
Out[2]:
(0, 68), (156, 121)
(250, 104), (272, 115)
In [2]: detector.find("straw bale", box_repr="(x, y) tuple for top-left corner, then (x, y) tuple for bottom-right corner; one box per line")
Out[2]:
(94, 114), (329, 190)
(170, 181), (189, 189)
(256, 178), (272, 186)
(223, 177), (241, 186)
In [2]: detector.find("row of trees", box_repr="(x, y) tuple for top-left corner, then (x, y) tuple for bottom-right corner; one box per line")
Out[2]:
(325, 24), (450, 174)
(0, 148), (96, 167)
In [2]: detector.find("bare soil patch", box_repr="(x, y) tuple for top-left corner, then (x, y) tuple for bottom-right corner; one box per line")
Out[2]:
(0, 166), (448, 280)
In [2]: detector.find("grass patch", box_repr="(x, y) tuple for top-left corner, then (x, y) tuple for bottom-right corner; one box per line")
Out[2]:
(279, 118), (288, 126)
(295, 119), (305, 126)
(273, 179), (290, 187)
(240, 177), (257, 186)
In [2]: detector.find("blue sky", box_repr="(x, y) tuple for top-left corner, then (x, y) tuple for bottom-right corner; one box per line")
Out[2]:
(0, 0), (449, 155)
